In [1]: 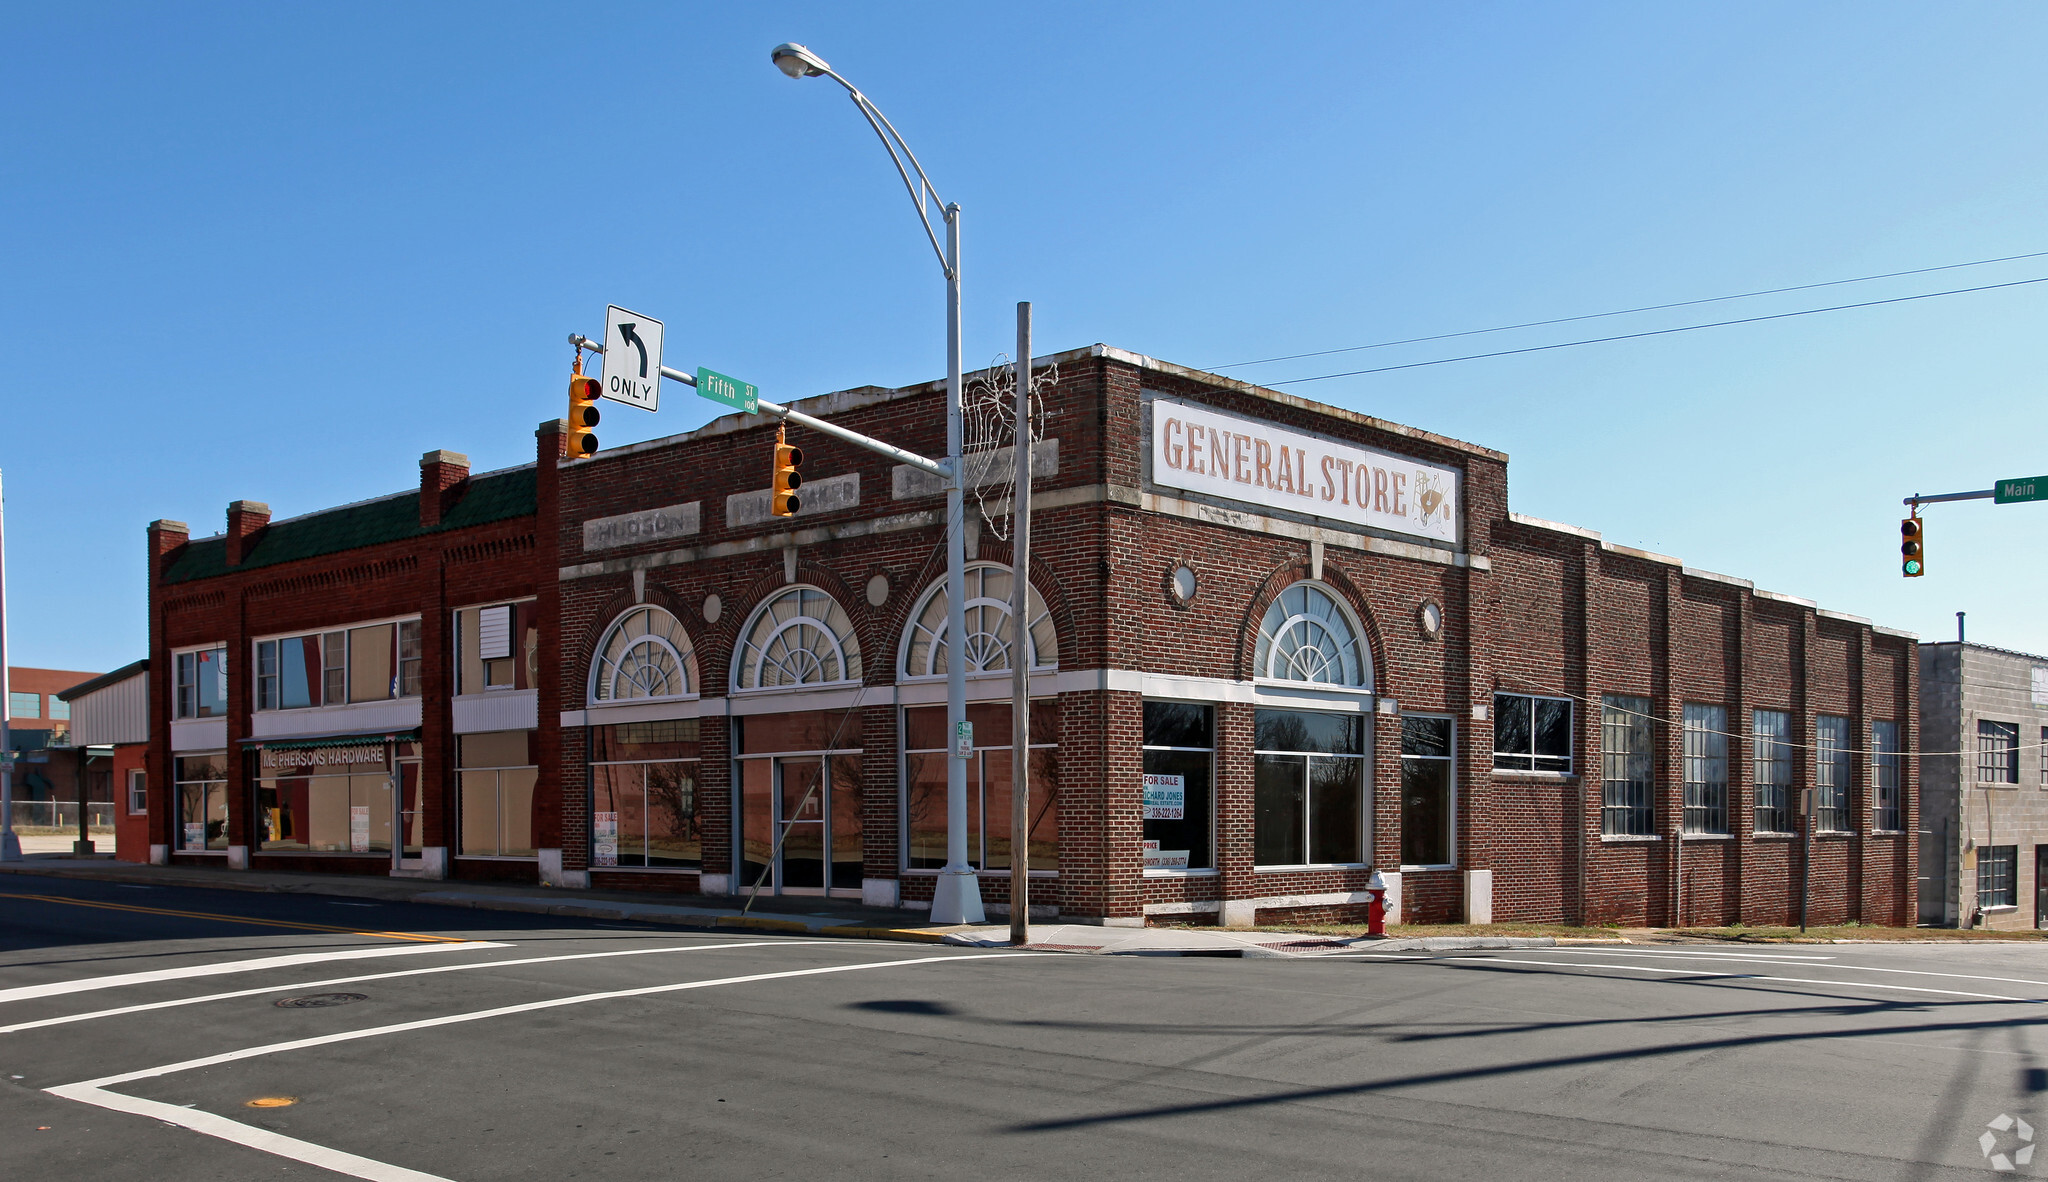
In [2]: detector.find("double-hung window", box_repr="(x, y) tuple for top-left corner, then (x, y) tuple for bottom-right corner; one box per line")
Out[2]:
(1979, 845), (2018, 909)
(174, 647), (228, 719)
(1493, 693), (1571, 773)
(1980, 721), (2020, 784)
(1601, 696), (1654, 836)
(1815, 715), (1851, 832)
(1872, 721), (1903, 832)
(1753, 709), (1794, 834)
(1681, 704), (1729, 835)
(256, 621), (422, 710)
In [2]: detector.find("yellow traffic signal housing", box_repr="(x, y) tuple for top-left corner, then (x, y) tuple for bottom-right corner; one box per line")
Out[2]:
(567, 373), (601, 459)
(771, 426), (803, 517)
(1901, 515), (1924, 577)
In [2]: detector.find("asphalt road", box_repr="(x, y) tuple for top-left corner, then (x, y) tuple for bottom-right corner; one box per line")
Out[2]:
(5, 873), (2047, 1180)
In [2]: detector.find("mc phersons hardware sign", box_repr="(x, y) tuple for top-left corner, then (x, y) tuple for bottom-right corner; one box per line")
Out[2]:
(1149, 398), (1460, 546)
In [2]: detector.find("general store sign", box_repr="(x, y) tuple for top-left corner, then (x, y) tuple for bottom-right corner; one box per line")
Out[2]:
(1150, 398), (1460, 546)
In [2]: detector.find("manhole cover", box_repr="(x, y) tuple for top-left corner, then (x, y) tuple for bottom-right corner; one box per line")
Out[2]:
(274, 992), (368, 1009)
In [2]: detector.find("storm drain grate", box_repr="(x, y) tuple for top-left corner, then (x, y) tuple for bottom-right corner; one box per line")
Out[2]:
(1264, 940), (1353, 950)
(274, 992), (369, 1009)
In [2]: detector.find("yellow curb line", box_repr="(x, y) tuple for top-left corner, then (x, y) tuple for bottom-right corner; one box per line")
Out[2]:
(816, 926), (951, 943)
(713, 916), (811, 933)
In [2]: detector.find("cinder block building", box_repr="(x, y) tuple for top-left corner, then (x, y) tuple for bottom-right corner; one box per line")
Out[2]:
(142, 344), (1921, 926)
(1917, 642), (2048, 929)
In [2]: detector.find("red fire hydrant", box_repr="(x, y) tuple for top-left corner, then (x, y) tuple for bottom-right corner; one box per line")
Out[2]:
(1366, 869), (1388, 937)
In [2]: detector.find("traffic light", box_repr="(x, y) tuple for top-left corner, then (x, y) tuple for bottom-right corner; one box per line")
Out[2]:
(567, 366), (601, 459)
(1901, 515), (1925, 577)
(771, 425), (803, 517)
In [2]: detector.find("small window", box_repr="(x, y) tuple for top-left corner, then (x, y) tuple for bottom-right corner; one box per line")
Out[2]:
(1753, 710), (1793, 834)
(1815, 715), (1850, 832)
(175, 648), (227, 718)
(321, 631), (346, 706)
(127, 769), (147, 815)
(1600, 696), (1654, 836)
(1979, 845), (2017, 909)
(1872, 721), (1903, 832)
(1494, 693), (1571, 773)
(1401, 716), (1454, 865)
(1980, 721), (2020, 784)
(398, 620), (423, 698)
(9, 691), (39, 720)
(1682, 704), (1729, 835)
(48, 697), (70, 721)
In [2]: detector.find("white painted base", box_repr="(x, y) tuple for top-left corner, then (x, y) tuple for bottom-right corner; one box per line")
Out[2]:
(862, 877), (900, 908)
(1463, 869), (1493, 925)
(1101, 916), (1145, 929)
(227, 845), (249, 870)
(149, 844), (169, 866)
(420, 847), (448, 879)
(1381, 871), (1403, 925)
(982, 902), (1059, 919)
(928, 867), (986, 924)
(1220, 899), (1258, 928)
(698, 873), (730, 897)
(537, 848), (589, 889)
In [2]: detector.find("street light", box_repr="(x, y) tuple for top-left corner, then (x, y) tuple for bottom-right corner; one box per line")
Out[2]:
(773, 42), (984, 926)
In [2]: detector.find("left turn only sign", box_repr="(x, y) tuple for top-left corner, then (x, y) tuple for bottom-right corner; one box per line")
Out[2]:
(601, 305), (664, 412)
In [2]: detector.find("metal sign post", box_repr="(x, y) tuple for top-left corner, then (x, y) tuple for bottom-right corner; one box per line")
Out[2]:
(1009, 302), (1033, 947)
(0, 470), (17, 862)
(1799, 786), (1813, 932)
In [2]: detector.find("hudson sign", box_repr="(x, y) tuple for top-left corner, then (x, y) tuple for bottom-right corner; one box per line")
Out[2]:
(1149, 398), (1460, 546)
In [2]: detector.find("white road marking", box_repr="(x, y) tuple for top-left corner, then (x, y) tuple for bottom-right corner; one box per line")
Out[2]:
(50, 951), (1041, 1182)
(1539, 948), (1837, 963)
(51, 1086), (453, 1182)
(1505, 947), (2048, 990)
(0, 943), (506, 1006)
(1, 940), (807, 1034)
(1436, 955), (2036, 1000)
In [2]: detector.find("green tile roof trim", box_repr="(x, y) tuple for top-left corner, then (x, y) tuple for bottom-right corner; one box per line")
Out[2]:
(161, 465), (535, 585)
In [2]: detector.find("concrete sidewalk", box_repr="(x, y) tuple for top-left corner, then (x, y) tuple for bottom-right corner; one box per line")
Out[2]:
(0, 855), (1568, 956)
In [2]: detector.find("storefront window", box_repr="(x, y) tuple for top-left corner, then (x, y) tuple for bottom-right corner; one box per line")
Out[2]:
(901, 563), (1058, 679)
(1253, 709), (1367, 866)
(738, 710), (864, 892)
(583, 604), (688, 702)
(1141, 702), (1213, 872)
(254, 741), (420, 854)
(903, 703), (1058, 873)
(591, 720), (701, 869)
(174, 753), (228, 851)
(1401, 716), (1453, 866)
(459, 730), (537, 858)
(733, 586), (861, 691)
(174, 646), (228, 719)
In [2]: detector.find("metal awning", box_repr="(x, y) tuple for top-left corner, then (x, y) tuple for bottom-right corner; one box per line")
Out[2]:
(241, 730), (420, 751)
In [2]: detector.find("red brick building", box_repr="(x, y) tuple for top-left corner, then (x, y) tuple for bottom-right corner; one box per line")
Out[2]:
(144, 345), (1918, 926)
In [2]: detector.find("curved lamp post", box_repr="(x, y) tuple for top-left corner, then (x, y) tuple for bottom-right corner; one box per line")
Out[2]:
(772, 43), (984, 925)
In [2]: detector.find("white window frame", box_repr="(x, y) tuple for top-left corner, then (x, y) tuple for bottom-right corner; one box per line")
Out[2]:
(127, 768), (147, 815)
(454, 597), (539, 696)
(897, 561), (1058, 682)
(251, 614), (422, 712)
(1251, 707), (1372, 870)
(1252, 580), (1372, 689)
(731, 585), (862, 694)
(171, 642), (228, 720)
(586, 605), (700, 706)
(1493, 691), (1574, 775)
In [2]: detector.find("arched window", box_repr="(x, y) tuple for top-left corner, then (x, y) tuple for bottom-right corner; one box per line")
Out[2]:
(734, 586), (863, 691)
(589, 606), (699, 704)
(900, 562), (1058, 680)
(1253, 581), (1369, 688)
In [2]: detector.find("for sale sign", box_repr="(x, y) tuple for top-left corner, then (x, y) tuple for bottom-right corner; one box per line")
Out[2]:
(1142, 773), (1185, 820)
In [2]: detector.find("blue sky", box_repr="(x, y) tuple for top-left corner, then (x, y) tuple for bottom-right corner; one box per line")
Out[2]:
(4, 3), (2044, 672)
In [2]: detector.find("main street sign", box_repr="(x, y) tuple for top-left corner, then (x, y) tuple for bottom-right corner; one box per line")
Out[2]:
(1995, 475), (2048, 505)
(601, 305), (663, 412)
(695, 367), (759, 414)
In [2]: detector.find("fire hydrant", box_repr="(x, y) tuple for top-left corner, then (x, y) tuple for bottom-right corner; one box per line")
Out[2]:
(1366, 868), (1389, 937)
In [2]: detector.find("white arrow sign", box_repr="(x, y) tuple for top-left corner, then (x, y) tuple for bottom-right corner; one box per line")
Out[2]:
(601, 305), (663, 412)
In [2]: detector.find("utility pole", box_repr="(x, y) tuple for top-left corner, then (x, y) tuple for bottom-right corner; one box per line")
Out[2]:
(1009, 302), (1033, 947)
(0, 470), (19, 862)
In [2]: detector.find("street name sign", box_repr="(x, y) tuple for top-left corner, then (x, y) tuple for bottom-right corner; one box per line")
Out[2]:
(601, 305), (663, 412)
(696, 367), (759, 414)
(1995, 475), (2048, 505)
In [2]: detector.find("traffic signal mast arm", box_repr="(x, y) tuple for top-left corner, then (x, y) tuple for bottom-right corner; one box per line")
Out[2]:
(568, 333), (950, 480)
(1903, 488), (1995, 507)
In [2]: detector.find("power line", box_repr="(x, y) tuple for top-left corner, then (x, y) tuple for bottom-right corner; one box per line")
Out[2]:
(1264, 274), (2048, 387)
(1208, 249), (2048, 371)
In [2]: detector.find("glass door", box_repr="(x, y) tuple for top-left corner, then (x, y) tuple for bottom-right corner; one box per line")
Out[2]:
(777, 757), (826, 891)
(392, 759), (424, 871)
(737, 753), (863, 897)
